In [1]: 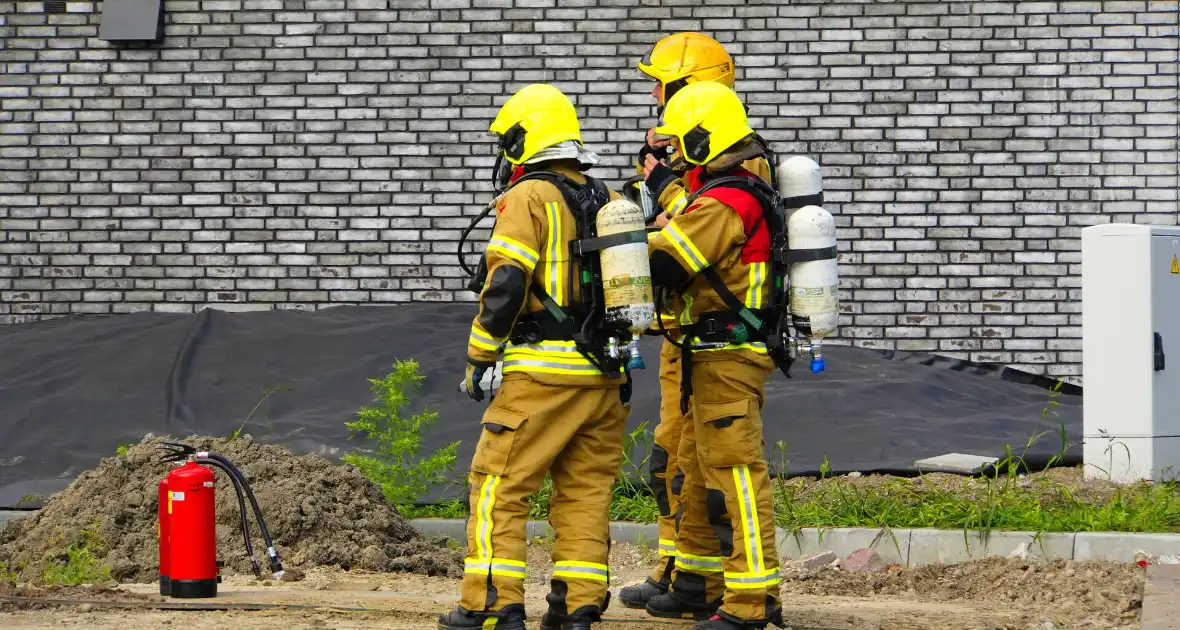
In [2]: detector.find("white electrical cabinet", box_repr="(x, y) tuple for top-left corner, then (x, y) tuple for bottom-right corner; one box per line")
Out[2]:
(1082, 223), (1180, 484)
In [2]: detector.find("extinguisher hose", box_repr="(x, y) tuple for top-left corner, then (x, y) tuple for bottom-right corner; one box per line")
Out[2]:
(199, 452), (284, 579)
(195, 457), (261, 578)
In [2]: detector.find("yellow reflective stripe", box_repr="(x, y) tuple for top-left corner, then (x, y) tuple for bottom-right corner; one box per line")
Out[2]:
(658, 538), (676, 557)
(664, 222), (707, 273)
(678, 294), (695, 326)
(667, 190), (689, 217)
(469, 325), (504, 352)
(487, 235), (539, 271)
(732, 465), (765, 575)
(473, 474), (501, 564)
(464, 558), (527, 579)
(503, 362), (608, 375)
(553, 560), (609, 583)
(674, 551), (724, 573)
(501, 342), (624, 375)
(692, 342), (768, 354)
(745, 262), (766, 309)
(723, 568), (780, 589)
(543, 201), (564, 306)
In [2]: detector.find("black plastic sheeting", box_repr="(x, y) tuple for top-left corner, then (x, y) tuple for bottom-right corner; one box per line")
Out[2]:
(0, 305), (1082, 509)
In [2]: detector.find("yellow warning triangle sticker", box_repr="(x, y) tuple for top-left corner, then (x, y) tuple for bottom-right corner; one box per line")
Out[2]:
(1173, 255), (1179, 275)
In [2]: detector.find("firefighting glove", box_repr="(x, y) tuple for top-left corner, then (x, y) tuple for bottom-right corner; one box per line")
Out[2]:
(638, 142), (671, 165)
(620, 377), (633, 408)
(645, 162), (677, 198)
(464, 359), (495, 402)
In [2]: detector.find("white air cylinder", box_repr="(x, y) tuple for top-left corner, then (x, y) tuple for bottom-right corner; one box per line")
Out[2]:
(596, 198), (655, 333)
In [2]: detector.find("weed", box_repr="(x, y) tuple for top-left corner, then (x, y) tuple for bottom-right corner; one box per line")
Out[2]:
(229, 384), (293, 440)
(115, 442), (133, 457)
(409, 414), (1180, 536)
(0, 561), (21, 582)
(343, 359), (460, 509)
(40, 528), (111, 586)
(398, 498), (467, 520)
(16, 494), (41, 508)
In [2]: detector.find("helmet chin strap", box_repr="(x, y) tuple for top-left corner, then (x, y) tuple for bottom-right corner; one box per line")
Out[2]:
(491, 152), (511, 194)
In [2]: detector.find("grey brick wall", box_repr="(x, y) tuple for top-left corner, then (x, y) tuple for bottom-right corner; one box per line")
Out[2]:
(1, 0), (1178, 385)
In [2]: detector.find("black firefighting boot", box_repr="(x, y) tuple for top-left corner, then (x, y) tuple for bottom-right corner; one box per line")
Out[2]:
(618, 575), (669, 609)
(693, 600), (786, 629)
(539, 580), (607, 630)
(438, 603), (527, 630)
(539, 604), (603, 630)
(644, 571), (723, 620)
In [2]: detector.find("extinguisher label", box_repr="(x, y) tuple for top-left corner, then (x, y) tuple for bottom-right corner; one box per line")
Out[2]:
(171, 491), (185, 501)
(203, 481), (214, 488)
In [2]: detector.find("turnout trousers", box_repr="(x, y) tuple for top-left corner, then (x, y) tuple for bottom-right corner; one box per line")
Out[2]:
(645, 337), (721, 600)
(668, 351), (781, 622)
(646, 338), (684, 583)
(459, 372), (629, 618)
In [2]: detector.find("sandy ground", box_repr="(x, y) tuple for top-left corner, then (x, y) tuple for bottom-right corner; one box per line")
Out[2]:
(0, 540), (1144, 630)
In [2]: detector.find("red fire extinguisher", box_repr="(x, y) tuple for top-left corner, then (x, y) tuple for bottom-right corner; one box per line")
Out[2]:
(166, 461), (219, 598)
(157, 442), (284, 599)
(157, 476), (171, 596)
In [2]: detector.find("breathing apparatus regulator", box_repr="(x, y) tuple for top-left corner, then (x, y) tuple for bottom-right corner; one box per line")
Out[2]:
(156, 442), (283, 598)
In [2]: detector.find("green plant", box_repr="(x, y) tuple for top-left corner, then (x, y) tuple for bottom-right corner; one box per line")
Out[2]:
(0, 561), (22, 582)
(343, 359), (460, 509)
(229, 384), (293, 440)
(40, 528), (111, 586)
(16, 494), (41, 508)
(115, 442), (133, 457)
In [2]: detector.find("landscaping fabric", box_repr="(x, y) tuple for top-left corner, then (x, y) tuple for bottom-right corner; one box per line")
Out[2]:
(0, 305), (1082, 509)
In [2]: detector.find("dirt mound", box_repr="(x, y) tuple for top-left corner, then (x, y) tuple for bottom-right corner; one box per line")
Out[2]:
(781, 556), (1145, 628)
(0, 435), (462, 584)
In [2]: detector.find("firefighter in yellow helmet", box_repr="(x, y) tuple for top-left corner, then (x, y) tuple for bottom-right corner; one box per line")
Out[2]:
(439, 83), (635, 630)
(643, 80), (785, 630)
(619, 32), (776, 619)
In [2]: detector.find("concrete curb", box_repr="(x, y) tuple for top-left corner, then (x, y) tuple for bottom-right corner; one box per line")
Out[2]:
(409, 519), (1180, 566)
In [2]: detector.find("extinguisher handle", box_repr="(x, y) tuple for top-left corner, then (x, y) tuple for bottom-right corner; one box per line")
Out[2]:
(158, 441), (197, 463)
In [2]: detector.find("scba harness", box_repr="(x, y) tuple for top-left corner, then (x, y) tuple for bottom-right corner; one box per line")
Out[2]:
(471, 168), (649, 383)
(655, 166), (828, 413)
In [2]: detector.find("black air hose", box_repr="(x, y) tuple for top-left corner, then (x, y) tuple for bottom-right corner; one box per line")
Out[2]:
(194, 457), (260, 578)
(198, 451), (284, 579)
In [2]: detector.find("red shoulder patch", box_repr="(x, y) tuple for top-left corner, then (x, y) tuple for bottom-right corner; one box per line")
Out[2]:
(699, 177), (770, 264)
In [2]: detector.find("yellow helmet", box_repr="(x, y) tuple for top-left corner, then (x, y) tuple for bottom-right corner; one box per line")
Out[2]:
(637, 32), (735, 105)
(489, 84), (582, 165)
(652, 81), (753, 166)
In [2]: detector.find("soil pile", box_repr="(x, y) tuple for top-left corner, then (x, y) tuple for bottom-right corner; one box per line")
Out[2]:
(781, 556), (1145, 628)
(0, 435), (462, 583)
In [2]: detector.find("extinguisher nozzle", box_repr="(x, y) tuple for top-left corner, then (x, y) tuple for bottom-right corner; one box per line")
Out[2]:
(250, 558), (261, 578)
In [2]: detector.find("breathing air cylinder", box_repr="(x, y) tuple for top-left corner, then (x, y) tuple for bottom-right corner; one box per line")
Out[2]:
(595, 198), (655, 369)
(775, 155), (840, 373)
(166, 461), (219, 598)
(157, 476), (171, 596)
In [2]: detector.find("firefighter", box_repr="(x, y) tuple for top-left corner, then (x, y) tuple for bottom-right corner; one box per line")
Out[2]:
(619, 31), (775, 618)
(643, 80), (784, 630)
(438, 83), (633, 630)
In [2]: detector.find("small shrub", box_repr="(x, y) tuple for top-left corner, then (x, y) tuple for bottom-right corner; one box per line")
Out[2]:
(40, 528), (111, 586)
(343, 359), (460, 509)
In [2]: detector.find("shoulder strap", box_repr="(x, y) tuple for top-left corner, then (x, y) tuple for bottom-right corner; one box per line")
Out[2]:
(501, 168), (630, 376)
(685, 174), (782, 338)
